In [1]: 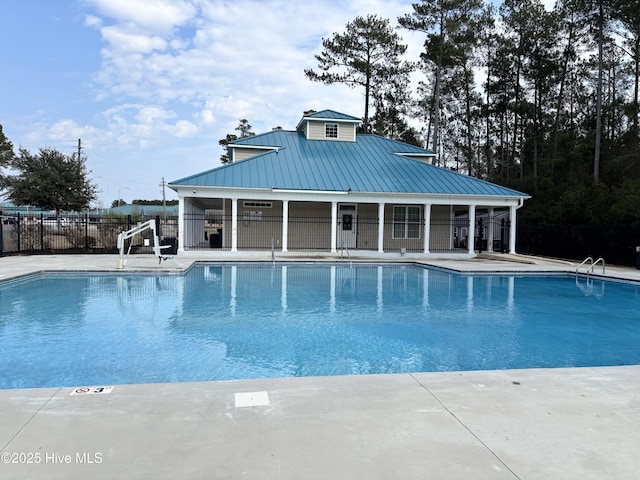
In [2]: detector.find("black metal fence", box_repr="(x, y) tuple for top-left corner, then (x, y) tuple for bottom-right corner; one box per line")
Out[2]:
(0, 213), (178, 255)
(1, 212), (524, 257)
(517, 223), (640, 267)
(183, 213), (502, 254)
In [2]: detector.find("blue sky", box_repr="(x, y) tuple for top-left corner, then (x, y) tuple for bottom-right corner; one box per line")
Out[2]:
(1, 0), (554, 207)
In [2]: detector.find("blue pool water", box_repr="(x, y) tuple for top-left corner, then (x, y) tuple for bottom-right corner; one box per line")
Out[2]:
(1, 264), (639, 389)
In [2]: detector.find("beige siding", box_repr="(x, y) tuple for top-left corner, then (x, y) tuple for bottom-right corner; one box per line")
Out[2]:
(231, 147), (273, 162)
(429, 205), (452, 250)
(220, 199), (284, 250)
(215, 200), (456, 253)
(337, 123), (355, 141)
(288, 202), (332, 250)
(306, 122), (355, 141)
(355, 203), (378, 250)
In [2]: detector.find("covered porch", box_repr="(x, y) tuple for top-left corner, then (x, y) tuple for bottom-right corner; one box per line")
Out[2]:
(177, 190), (521, 257)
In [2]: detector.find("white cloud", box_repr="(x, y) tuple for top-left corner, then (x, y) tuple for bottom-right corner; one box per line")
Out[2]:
(83, 14), (102, 28)
(88, 0), (422, 134)
(85, 0), (197, 35)
(100, 26), (168, 54)
(6, 0), (568, 205)
(18, 0), (425, 203)
(21, 120), (102, 151)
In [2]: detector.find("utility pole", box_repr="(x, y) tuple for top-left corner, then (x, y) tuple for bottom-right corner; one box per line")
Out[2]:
(160, 177), (167, 221)
(77, 139), (82, 160)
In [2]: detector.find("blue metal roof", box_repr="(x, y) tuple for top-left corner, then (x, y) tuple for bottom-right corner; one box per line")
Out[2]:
(171, 130), (527, 198)
(303, 110), (361, 121)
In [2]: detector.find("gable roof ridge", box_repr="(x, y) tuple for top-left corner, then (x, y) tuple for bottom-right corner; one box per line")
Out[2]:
(304, 109), (361, 121)
(296, 110), (361, 131)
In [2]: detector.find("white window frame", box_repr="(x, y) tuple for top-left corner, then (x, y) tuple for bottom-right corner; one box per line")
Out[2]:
(325, 123), (338, 139)
(393, 205), (422, 239)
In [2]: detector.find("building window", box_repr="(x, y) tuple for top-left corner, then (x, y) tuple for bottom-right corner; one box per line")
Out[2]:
(325, 123), (338, 138)
(393, 206), (421, 239)
(243, 201), (272, 208)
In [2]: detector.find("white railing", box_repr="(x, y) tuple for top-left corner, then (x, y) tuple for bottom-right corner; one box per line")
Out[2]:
(271, 238), (276, 265)
(341, 240), (353, 268)
(576, 256), (605, 278)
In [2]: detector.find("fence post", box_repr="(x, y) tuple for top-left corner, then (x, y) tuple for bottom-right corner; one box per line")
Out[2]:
(39, 213), (44, 252)
(16, 213), (22, 253)
(477, 217), (484, 253)
(84, 213), (89, 251)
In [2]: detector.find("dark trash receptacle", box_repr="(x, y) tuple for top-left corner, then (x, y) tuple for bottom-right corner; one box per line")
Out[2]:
(209, 229), (222, 248)
(636, 246), (640, 270)
(164, 237), (178, 255)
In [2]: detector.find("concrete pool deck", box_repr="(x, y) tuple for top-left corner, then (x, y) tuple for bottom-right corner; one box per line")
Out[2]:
(1, 253), (639, 479)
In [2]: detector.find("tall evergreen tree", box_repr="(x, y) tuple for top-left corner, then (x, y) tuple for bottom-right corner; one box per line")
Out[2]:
(577, 0), (616, 183)
(218, 119), (255, 164)
(305, 14), (412, 133)
(399, 0), (484, 164)
(612, 0), (640, 143)
(235, 119), (255, 139)
(370, 70), (421, 145)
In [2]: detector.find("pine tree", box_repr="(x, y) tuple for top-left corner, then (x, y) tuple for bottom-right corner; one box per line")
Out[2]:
(305, 14), (413, 133)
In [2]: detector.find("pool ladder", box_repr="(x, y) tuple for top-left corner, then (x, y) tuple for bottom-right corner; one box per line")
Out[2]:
(271, 238), (276, 265)
(341, 240), (353, 268)
(576, 256), (605, 278)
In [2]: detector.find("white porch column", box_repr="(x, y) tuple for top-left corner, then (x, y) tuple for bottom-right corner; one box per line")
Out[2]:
(377, 202), (385, 253)
(281, 200), (289, 252)
(177, 196), (185, 253)
(231, 197), (238, 252)
(468, 205), (476, 254)
(423, 203), (431, 254)
(487, 207), (494, 253)
(509, 205), (517, 254)
(330, 201), (338, 252)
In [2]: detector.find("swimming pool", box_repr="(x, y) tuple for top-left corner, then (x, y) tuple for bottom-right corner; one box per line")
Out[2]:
(1, 263), (639, 389)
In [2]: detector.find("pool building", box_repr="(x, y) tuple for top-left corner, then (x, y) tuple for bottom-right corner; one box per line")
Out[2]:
(169, 110), (529, 256)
